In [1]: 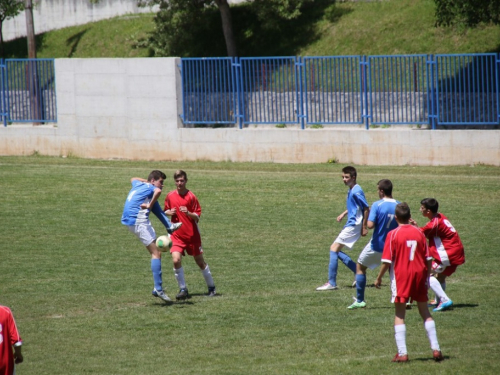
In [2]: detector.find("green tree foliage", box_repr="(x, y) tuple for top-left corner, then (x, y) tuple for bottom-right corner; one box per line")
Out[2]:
(138, 0), (315, 57)
(434, 0), (500, 27)
(0, 0), (24, 56)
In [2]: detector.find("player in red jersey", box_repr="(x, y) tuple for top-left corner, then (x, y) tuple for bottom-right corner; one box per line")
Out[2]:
(411, 198), (465, 312)
(374, 203), (444, 363)
(0, 305), (23, 375)
(164, 170), (216, 300)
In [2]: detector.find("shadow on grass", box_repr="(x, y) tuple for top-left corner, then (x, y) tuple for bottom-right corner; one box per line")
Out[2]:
(66, 29), (88, 57)
(1, 33), (46, 58)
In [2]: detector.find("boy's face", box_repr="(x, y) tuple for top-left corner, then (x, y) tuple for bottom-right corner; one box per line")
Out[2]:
(342, 173), (355, 188)
(175, 176), (187, 191)
(152, 178), (164, 190)
(419, 205), (433, 218)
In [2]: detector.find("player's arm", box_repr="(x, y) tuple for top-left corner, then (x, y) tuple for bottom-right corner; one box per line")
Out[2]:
(374, 261), (391, 288)
(337, 210), (348, 222)
(367, 220), (375, 230)
(141, 188), (162, 210)
(131, 177), (147, 183)
(361, 206), (370, 236)
(13, 342), (23, 364)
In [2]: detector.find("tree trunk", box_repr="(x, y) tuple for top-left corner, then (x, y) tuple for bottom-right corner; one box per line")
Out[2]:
(25, 0), (42, 124)
(214, 0), (237, 57)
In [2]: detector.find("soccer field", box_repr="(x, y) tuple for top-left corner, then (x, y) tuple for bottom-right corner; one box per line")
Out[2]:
(1, 156), (499, 374)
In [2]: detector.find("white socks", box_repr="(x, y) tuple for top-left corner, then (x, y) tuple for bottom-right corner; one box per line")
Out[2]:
(201, 264), (215, 288)
(394, 324), (407, 355)
(174, 267), (186, 289)
(429, 276), (449, 302)
(425, 320), (441, 351)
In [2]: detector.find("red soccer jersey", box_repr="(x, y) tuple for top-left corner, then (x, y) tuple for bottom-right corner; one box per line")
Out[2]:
(382, 225), (432, 303)
(419, 213), (465, 267)
(164, 189), (202, 247)
(0, 306), (22, 375)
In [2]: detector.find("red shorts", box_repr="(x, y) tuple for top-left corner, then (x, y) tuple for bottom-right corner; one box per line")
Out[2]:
(432, 261), (458, 277)
(392, 272), (429, 303)
(170, 239), (203, 257)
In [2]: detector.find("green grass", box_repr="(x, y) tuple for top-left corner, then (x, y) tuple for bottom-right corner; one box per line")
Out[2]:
(1, 155), (499, 374)
(2, 0), (499, 58)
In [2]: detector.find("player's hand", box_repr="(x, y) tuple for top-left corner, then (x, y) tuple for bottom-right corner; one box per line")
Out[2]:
(374, 278), (382, 289)
(409, 218), (417, 226)
(336, 214), (344, 222)
(361, 227), (368, 237)
(14, 354), (23, 364)
(179, 206), (188, 214)
(140, 203), (150, 210)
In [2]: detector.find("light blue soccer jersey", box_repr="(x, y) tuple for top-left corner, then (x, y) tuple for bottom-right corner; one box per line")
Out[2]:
(121, 180), (155, 226)
(368, 198), (399, 252)
(344, 184), (369, 228)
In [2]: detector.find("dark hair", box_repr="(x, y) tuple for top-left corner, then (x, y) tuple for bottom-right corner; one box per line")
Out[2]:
(377, 179), (393, 196)
(148, 170), (166, 181)
(173, 169), (188, 181)
(395, 202), (411, 221)
(342, 166), (357, 179)
(420, 198), (439, 213)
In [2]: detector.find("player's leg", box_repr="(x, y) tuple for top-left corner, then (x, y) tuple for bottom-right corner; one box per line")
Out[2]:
(392, 302), (409, 362)
(130, 224), (171, 302)
(431, 263), (455, 311)
(416, 302), (444, 361)
(171, 247), (189, 300)
(194, 253), (216, 296)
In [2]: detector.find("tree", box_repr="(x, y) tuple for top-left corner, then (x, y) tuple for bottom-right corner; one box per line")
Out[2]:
(434, 0), (500, 27)
(0, 0), (24, 57)
(138, 0), (313, 57)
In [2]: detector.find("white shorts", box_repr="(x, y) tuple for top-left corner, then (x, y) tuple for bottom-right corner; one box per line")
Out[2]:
(126, 223), (156, 246)
(357, 241), (382, 270)
(333, 224), (362, 249)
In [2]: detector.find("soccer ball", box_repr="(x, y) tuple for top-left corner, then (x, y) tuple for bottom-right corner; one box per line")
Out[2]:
(156, 235), (172, 252)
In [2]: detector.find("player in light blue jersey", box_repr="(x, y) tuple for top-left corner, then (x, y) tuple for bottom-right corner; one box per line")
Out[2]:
(317, 166), (369, 291)
(348, 179), (399, 309)
(121, 170), (182, 303)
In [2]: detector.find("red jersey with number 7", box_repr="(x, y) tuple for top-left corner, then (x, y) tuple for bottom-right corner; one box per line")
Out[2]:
(419, 213), (465, 267)
(382, 224), (432, 302)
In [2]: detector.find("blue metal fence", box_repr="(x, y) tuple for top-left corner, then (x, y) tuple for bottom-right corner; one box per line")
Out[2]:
(180, 53), (500, 129)
(1, 58), (57, 126)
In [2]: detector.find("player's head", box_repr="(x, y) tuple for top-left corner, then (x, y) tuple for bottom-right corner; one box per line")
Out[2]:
(148, 170), (166, 182)
(420, 198), (439, 214)
(395, 202), (411, 223)
(377, 179), (393, 197)
(173, 169), (188, 181)
(342, 166), (357, 187)
(342, 166), (357, 179)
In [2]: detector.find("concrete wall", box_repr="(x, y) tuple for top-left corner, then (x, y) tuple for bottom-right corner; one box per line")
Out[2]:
(3, 0), (159, 42)
(0, 58), (499, 166)
(3, 0), (247, 42)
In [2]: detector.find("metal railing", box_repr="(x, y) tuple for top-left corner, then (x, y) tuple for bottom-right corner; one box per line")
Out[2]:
(180, 53), (500, 129)
(1, 58), (57, 126)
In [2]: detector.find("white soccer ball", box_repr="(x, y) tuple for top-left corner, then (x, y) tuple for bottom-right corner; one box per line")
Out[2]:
(156, 235), (172, 252)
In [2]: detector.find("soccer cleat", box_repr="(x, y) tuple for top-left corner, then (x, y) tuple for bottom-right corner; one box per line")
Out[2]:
(392, 353), (409, 363)
(208, 286), (216, 297)
(152, 288), (171, 302)
(316, 282), (338, 291)
(433, 299), (453, 312)
(167, 222), (183, 234)
(175, 288), (189, 300)
(433, 350), (444, 362)
(347, 299), (366, 310)
(428, 299), (439, 307)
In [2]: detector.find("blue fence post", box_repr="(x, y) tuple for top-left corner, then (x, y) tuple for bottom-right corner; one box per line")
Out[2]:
(426, 54), (437, 129)
(497, 53), (500, 125)
(0, 58), (6, 127)
(296, 56), (305, 129)
(233, 57), (243, 129)
(360, 56), (370, 129)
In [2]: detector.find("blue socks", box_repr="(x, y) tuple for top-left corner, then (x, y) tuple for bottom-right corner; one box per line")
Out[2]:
(151, 258), (163, 291)
(328, 251), (339, 287)
(328, 251), (356, 287)
(356, 273), (367, 302)
(338, 251), (357, 273)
